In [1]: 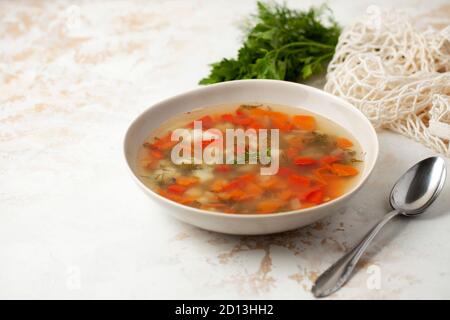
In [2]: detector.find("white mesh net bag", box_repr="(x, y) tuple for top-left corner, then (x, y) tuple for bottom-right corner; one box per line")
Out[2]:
(325, 6), (450, 156)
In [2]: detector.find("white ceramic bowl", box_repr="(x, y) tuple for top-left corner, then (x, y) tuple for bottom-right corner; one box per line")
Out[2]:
(124, 80), (378, 235)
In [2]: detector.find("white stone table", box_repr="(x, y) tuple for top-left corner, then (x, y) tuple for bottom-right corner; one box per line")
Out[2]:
(1, 0), (449, 299)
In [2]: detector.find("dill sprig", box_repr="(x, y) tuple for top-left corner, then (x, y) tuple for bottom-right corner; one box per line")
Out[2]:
(199, 2), (340, 84)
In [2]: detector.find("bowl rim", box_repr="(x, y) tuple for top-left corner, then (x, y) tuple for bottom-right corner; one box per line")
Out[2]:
(124, 79), (379, 219)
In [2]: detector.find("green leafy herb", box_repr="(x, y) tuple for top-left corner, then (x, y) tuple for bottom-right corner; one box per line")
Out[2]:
(176, 162), (201, 172)
(199, 2), (340, 84)
(243, 147), (271, 163)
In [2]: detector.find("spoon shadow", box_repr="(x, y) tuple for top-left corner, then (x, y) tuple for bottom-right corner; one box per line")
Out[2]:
(357, 215), (409, 262)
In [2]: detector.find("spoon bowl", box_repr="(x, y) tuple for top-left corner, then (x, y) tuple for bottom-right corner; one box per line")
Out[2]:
(390, 156), (447, 216)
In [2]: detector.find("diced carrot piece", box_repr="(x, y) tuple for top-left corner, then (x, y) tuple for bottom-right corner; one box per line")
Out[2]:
(211, 179), (227, 192)
(221, 114), (234, 123)
(272, 118), (293, 132)
(314, 166), (341, 185)
(167, 184), (187, 194)
(267, 111), (287, 119)
(215, 164), (232, 173)
(257, 199), (284, 213)
(158, 189), (196, 205)
(158, 189), (179, 201)
(222, 174), (253, 191)
(176, 176), (199, 187)
(306, 189), (324, 204)
(150, 149), (164, 159)
(143, 141), (159, 150)
(152, 133), (175, 150)
(232, 116), (252, 126)
(294, 156), (317, 166)
(186, 121), (195, 128)
(298, 186), (322, 201)
(238, 174), (254, 182)
(222, 179), (241, 191)
(202, 139), (214, 148)
(276, 167), (294, 177)
(292, 115), (316, 131)
(330, 163), (359, 176)
(267, 111), (292, 132)
(249, 108), (269, 117)
(245, 183), (264, 198)
(247, 120), (264, 130)
(241, 175), (256, 187)
(289, 174), (311, 186)
(320, 155), (341, 165)
(336, 137), (353, 149)
(198, 115), (214, 129)
(228, 189), (247, 201)
(278, 190), (293, 201)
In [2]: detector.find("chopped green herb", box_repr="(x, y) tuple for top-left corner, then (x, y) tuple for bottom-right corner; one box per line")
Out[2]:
(239, 104), (261, 110)
(176, 163), (201, 171)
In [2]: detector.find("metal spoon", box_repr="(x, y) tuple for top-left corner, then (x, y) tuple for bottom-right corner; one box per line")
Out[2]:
(312, 156), (447, 298)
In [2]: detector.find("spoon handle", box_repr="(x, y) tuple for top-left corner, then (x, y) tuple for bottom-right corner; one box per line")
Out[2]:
(312, 209), (400, 298)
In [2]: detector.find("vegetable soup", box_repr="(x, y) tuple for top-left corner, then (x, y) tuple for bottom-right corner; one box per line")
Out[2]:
(136, 104), (364, 214)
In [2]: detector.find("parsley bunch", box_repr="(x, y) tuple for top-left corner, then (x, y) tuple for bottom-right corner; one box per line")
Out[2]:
(199, 2), (341, 84)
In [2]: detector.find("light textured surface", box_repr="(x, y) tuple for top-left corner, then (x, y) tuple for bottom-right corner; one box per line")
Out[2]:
(1, 0), (450, 299)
